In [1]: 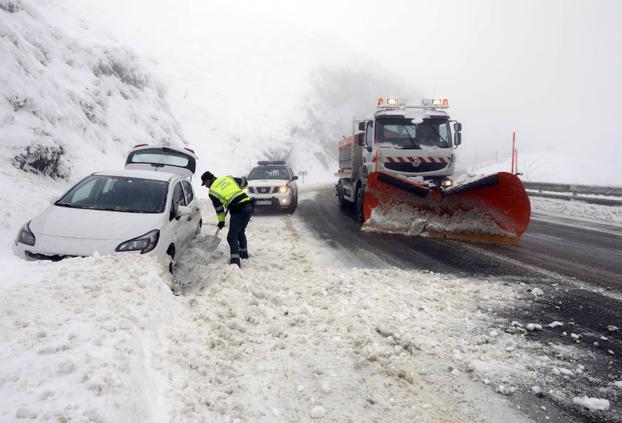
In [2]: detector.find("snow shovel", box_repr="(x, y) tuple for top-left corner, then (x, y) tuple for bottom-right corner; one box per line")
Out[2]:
(208, 227), (223, 249)
(206, 210), (228, 250)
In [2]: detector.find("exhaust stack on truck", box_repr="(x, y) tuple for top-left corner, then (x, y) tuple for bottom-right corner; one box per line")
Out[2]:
(336, 97), (531, 243)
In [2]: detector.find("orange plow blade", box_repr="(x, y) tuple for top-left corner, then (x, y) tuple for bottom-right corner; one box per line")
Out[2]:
(363, 171), (531, 244)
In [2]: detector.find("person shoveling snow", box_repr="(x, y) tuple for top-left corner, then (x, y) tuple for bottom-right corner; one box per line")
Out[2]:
(200, 171), (253, 267)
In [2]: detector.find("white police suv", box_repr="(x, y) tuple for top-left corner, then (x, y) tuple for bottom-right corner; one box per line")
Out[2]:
(244, 161), (298, 213)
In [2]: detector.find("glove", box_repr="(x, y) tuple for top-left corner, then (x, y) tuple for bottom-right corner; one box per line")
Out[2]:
(217, 221), (225, 229)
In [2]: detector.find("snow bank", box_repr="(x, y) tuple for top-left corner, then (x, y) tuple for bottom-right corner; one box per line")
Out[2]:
(530, 197), (622, 225)
(0, 254), (175, 422)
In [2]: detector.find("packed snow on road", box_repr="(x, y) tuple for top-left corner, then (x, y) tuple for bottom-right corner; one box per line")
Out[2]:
(1, 192), (620, 422)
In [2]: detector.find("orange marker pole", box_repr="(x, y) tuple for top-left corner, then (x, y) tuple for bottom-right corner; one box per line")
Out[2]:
(511, 131), (516, 175)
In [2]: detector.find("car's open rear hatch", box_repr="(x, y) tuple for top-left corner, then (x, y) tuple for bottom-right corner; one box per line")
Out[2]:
(125, 146), (197, 178)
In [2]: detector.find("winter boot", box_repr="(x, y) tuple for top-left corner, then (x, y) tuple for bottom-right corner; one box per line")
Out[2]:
(230, 257), (241, 267)
(240, 249), (249, 259)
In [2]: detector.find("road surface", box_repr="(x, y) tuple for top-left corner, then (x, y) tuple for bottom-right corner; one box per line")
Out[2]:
(296, 187), (622, 423)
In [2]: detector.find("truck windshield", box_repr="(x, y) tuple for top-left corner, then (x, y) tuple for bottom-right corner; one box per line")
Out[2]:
(376, 118), (451, 149)
(55, 175), (169, 213)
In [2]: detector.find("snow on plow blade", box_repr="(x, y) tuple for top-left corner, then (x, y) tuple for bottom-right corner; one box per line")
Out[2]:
(363, 171), (531, 244)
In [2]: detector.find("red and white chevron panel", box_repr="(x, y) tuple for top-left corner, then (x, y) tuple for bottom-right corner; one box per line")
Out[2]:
(384, 155), (453, 164)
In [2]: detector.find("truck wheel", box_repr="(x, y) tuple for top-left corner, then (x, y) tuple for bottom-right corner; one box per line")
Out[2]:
(337, 182), (348, 210)
(355, 185), (365, 223)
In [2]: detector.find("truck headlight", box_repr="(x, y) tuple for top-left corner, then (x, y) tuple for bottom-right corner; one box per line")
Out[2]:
(16, 221), (36, 246)
(116, 230), (159, 254)
(440, 178), (453, 188)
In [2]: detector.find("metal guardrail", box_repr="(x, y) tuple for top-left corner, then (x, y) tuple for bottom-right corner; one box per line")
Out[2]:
(523, 182), (622, 197)
(523, 181), (622, 206)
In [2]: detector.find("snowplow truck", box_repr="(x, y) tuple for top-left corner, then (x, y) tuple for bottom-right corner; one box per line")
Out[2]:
(335, 97), (531, 244)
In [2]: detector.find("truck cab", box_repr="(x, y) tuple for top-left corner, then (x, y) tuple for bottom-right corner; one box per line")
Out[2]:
(359, 98), (461, 187)
(337, 98), (462, 220)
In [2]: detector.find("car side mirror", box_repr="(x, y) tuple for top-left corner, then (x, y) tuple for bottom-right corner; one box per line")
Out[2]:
(453, 122), (462, 132)
(356, 133), (365, 146)
(176, 205), (192, 218)
(358, 121), (365, 131)
(454, 132), (462, 146)
(292, 175), (298, 181)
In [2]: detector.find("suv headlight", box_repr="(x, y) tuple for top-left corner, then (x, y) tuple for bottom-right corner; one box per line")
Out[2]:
(16, 221), (36, 246)
(116, 230), (159, 254)
(278, 184), (289, 193)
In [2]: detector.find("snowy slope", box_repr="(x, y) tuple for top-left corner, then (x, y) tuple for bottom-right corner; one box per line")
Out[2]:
(0, 0), (185, 181)
(469, 154), (622, 187)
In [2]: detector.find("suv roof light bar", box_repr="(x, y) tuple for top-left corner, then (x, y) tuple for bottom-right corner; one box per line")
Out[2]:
(257, 160), (286, 166)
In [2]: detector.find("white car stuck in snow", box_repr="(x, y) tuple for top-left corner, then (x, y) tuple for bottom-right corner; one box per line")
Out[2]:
(14, 146), (201, 270)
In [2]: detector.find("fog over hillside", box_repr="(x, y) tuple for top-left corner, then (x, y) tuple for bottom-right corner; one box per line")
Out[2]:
(66, 0), (622, 184)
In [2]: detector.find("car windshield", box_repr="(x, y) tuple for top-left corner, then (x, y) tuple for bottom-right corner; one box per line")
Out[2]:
(376, 118), (451, 148)
(55, 175), (169, 213)
(248, 166), (289, 180)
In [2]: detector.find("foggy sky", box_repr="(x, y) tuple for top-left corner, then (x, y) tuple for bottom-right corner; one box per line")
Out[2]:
(67, 0), (622, 179)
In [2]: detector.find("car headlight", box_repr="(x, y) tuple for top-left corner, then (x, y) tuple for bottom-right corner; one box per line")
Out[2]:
(16, 221), (36, 246)
(278, 184), (289, 193)
(116, 229), (159, 254)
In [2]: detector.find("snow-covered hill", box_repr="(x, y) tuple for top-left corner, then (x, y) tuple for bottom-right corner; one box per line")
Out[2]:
(0, 0), (185, 181)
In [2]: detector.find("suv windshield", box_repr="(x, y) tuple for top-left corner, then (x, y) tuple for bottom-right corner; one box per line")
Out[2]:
(377, 118), (451, 148)
(55, 175), (169, 213)
(248, 166), (289, 180)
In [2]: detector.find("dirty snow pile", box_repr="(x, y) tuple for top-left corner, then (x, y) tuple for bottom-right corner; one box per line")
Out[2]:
(0, 0), (185, 182)
(365, 202), (511, 240)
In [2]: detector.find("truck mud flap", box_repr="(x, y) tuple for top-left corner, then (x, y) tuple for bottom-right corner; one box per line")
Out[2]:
(363, 171), (531, 244)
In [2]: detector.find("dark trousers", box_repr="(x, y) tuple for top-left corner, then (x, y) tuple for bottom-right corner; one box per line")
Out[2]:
(227, 203), (252, 258)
